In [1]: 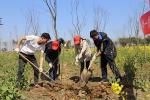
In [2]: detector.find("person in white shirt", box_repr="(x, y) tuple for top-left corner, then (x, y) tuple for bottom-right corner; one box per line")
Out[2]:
(14, 33), (51, 89)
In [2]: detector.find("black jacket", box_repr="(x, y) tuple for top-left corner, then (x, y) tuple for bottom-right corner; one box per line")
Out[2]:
(44, 38), (65, 63)
(94, 32), (117, 61)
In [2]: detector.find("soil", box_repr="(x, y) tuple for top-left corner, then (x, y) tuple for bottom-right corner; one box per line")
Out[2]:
(24, 81), (115, 100)
(22, 62), (150, 100)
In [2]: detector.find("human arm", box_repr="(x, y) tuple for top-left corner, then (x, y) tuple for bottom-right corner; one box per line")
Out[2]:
(75, 45), (79, 59)
(39, 52), (44, 68)
(78, 40), (87, 59)
(74, 45), (79, 65)
(95, 51), (102, 57)
(14, 36), (26, 52)
(92, 42), (104, 61)
(39, 52), (44, 72)
(45, 46), (53, 69)
(16, 36), (26, 48)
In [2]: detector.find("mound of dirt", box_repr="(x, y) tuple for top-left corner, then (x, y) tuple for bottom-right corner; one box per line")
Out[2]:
(41, 82), (113, 100)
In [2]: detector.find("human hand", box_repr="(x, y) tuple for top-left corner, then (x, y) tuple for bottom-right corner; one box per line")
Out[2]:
(78, 53), (82, 59)
(75, 59), (78, 65)
(49, 63), (53, 69)
(92, 55), (96, 61)
(14, 48), (19, 53)
(39, 68), (43, 72)
(63, 43), (67, 47)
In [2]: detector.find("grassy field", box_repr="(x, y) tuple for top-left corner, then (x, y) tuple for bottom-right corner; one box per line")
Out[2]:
(1, 46), (150, 100)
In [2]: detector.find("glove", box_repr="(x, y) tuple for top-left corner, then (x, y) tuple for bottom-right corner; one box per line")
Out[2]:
(63, 43), (67, 47)
(14, 48), (19, 53)
(75, 59), (78, 65)
(92, 55), (96, 61)
(78, 53), (82, 59)
(39, 68), (43, 72)
(49, 63), (53, 69)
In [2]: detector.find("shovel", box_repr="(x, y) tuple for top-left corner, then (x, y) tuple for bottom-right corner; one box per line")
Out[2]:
(80, 53), (96, 83)
(45, 43), (67, 74)
(18, 52), (61, 85)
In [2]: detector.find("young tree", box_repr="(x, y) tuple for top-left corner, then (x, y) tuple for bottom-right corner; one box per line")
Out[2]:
(2, 41), (7, 51)
(43, 0), (58, 39)
(22, 7), (41, 36)
(70, 0), (86, 37)
(93, 5), (109, 32)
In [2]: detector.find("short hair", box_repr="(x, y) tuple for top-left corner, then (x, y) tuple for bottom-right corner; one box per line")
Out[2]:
(90, 30), (98, 38)
(41, 33), (51, 40)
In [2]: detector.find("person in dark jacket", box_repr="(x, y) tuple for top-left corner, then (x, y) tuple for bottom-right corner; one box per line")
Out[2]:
(90, 30), (122, 83)
(45, 38), (66, 80)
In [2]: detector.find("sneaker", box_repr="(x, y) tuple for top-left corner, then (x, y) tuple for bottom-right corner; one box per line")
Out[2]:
(34, 84), (42, 88)
(98, 79), (109, 84)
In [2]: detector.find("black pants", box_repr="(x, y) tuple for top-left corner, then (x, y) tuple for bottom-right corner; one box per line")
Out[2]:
(17, 52), (39, 86)
(80, 60), (90, 74)
(101, 55), (121, 80)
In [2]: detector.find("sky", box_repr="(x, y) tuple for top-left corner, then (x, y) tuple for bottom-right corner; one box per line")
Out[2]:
(0, 0), (149, 49)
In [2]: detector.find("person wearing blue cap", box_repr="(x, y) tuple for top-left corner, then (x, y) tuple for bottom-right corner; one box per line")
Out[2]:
(90, 30), (122, 84)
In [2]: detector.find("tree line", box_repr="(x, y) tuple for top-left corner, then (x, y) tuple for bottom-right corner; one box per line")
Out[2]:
(114, 35), (150, 47)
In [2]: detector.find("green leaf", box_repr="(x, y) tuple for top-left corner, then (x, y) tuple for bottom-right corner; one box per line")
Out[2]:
(9, 94), (13, 99)
(1, 86), (8, 91)
(6, 96), (11, 100)
(21, 93), (26, 99)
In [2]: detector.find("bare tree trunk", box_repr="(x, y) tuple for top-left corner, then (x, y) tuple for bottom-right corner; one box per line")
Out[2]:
(22, 7), (41, 36)
(93, 5), (109, 32)
(70, 0), (86, 37)
(43, 0), (58, 39)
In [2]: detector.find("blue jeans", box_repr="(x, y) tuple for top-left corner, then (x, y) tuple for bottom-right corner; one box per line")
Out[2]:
(49, 60), (59, 80)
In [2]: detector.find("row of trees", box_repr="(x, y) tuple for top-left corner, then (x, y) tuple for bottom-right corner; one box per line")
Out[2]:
(1, 34), (150, 51)
(115, 35), (150, 46)
(60, 35), (150, 49)
(0, 0), (149, 51)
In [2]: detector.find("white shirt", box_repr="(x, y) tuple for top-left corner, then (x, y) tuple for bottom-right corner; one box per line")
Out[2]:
(20, 35), (45, 55)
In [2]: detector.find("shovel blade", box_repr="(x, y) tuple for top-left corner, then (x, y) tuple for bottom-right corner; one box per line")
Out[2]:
(81, 69), (92, 82)
(41, 72), (50, 81)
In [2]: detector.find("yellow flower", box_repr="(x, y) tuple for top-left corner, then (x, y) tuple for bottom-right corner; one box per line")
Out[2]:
(115, 90), (120, 95)
(145, 89), (148, 92)
(146, 94), (150, 97)
(121, 91), (125, 94)
(111, 82), (124, 95)
(145, 84), (149, 88)
(122, 97), (125, 100)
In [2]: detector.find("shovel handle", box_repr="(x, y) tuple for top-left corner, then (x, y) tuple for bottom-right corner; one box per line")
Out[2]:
(88, 53), (97, 70)
(18, 52), (54, 82)
(45, 41), (67, 73)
